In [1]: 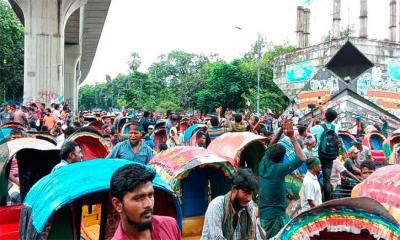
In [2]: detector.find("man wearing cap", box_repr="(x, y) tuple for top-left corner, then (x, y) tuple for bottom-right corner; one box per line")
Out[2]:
(344, 146), (361, 176)
(353, 139), (371, 162)
(299, 157), (322, 213)
(107, 121), (154, 165)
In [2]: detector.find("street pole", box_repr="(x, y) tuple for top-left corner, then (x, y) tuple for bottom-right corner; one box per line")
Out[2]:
(257, 46), (261, 116)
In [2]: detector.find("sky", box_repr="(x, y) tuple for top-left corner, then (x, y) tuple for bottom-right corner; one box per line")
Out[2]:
(82, 0), (390, 86)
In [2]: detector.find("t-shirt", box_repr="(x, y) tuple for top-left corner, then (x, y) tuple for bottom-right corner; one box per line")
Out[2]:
(310, 123), (338, 157)
(14, 110), (28, 126)
(259, 146), (303, 220)
(43, 115), (57, 129)
(107, 139), (154, 165)
(300, 171), (322, 213)
(111, 215), (181, 240)
(331, 159), (346, 187)
(207, 127), (228, 141)
(344, 158), (359, 175)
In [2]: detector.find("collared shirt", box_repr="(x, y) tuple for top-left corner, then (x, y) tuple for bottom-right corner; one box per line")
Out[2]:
(259, 147), (303, 220)
(300, 171), (322, 213)
(107, 139), (154, 164)
(112, 215), (181, 240)
(201, 196), (261, 240)
(51, 160), (69, 173)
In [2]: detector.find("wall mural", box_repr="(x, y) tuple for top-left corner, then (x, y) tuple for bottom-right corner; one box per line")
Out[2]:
(285, 60), (314, 83)
(356, 66), (400, 116)
(294, 68), (342, 114)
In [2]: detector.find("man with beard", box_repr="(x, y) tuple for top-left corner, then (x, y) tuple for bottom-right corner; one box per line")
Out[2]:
(107, 121), (154, 165)
(110, 164), (181, 240)
(201, 168), (261, 240)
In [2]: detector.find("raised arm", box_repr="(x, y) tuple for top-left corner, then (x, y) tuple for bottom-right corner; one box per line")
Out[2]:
(285, 119), (307, 162)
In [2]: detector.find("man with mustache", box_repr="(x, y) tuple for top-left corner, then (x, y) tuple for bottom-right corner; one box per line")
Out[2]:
(107, 121), (154, 165)
(111, 164), (181, 240)
(201, 168), (261, 240)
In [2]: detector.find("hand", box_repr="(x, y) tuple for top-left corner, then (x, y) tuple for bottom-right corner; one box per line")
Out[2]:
(285, 118), (295, 139)
(215, 107), (222, 115)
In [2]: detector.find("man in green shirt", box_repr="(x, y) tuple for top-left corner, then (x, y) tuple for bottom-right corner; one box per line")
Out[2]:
(259, 118), (307, 239)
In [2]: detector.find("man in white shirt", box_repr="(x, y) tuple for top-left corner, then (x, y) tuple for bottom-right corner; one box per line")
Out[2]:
(300, 157), (322, 213)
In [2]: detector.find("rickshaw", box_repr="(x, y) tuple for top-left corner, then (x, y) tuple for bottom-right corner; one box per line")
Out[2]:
(0, 128), (12, 144)
(0, 138), (60, 239)
(28, 132), (57, 145)
(338, 130), (356, 152)
(115, 116), (131, 134)
(149, 146), (235, 239)
(67, 127), (111, 160)
(273, 197), (400, 240)
(362, 132), (386, 163)
(207, 132), (266, 176)
(383, 133), (400, 164)
(357, 164), (400, 223)
(0, 122), (26, 132)
(19, 159), (182, 240)
(88, 120), (103, 132)
(183, 123), (207, 146)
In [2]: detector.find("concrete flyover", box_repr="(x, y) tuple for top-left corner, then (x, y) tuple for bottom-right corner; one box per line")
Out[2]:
(8, 0), (112, 112)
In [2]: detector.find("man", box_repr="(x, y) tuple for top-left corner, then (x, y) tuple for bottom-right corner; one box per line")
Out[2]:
(56, 126), (76, 148)
(300, 157), (322, 213)
(302, 135), (316, 158)
(107, 122), (154, 164)
(51, 141), (83, 173)
(360, 160), (376, 179)
(53, 104), (61, 122)
(165, 110), (174, 135)
(259, 117), (307, 239)
(195, 131), (207, 148)
(231, 114), (246, 132)
(110, 164), (181, 240)
(201, 168), (261, 240)
(310, 108), (339, 201)
(14, 106), (28, 126)
(344, 146), (361, 176)
(297, 125), (307, 149)
(43, 108), (57, 130)
(140, 111), (151, 134)
(353, 139), (372, 162)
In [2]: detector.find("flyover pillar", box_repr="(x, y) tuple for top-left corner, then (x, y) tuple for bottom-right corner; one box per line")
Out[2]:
(12, 0), (85, 106)
(64, 45), (80, 113)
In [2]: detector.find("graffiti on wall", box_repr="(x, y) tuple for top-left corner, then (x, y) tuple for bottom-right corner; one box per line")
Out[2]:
(295, 69), (341, 114)
(388, 59), (400, 81)
(357, 66), (400, 115)
(37, 91), (64, 104)
(286, 60), (314, 83)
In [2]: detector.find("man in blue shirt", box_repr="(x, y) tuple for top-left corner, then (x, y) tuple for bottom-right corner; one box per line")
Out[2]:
(51, 141), (83, 173)
(107, 121), (154, 164)
(310, 108), (339, 201)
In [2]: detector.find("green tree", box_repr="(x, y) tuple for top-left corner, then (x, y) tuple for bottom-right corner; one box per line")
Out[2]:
(127, 52), (141, 72)
(0, 0), (24, 102)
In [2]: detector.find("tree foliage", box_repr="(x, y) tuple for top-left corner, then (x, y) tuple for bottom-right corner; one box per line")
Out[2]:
(0, 0), (24, 103)
(79, 44), (294, 115)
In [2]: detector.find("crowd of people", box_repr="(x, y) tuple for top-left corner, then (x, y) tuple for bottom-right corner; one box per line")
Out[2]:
(1, 99), (397, 239)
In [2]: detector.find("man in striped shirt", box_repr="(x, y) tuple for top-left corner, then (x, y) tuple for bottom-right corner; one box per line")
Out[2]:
(201, 168), (262, 240)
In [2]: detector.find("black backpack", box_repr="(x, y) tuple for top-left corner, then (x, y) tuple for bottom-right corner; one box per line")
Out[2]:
(318, 124), (339, 159)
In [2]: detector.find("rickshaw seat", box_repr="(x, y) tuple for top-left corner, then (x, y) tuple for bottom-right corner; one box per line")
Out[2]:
(182, 215), (205, 238)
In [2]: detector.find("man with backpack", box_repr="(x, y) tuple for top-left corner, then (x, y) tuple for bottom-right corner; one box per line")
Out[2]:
(310, 108), (339, 201)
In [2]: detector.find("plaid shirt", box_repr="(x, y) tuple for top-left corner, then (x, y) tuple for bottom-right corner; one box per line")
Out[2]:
(201, 196), (262, 240)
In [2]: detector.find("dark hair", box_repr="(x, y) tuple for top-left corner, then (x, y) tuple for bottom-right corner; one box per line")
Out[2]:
(46, 108), (51, 113)
(159, 142), (168, 151)
(30, 103), (37, 108)
(11, 128), (24, 136)
(232, 168), (258, 191)
(325, 108), (337, 122)
(298, 126), (307, 135)
(110, 164), (155, 201)
(54, 104), (60, 110)
(63, 127), (76, 138)
(196, 131), (206, 138)
(166, 110), (172, 117)
(268, 143), (287, 163)
(234, 114), (242, 123)
(253, 116), (259, 122)
(360, 160), (376, 171)
(210, 116), (219, 127)
(60, 141), (78, 160)
(143, 111), (150, 118)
